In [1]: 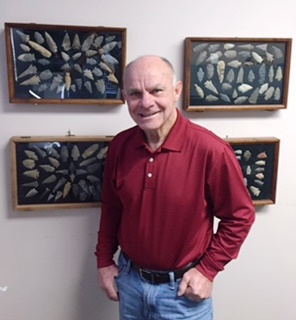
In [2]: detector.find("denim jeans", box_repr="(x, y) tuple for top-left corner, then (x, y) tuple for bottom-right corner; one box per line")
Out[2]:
(115, 252), (213, 320)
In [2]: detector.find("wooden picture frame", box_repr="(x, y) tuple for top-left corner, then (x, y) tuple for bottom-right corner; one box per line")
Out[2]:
(224, 137), (280, 206)
(5, 22), (126, 105)
(10, 135), (113, 211)
(184, 37), (292, 111)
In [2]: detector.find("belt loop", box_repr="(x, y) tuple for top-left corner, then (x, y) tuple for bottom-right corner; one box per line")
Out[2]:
(168, 272), (175, 290)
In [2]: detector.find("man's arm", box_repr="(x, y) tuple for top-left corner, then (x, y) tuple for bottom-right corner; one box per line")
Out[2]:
(195, 144), (256, 281)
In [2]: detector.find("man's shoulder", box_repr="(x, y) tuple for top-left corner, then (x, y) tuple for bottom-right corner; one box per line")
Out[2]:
(114, 126), (138, 139)
(186, 120), (226, 147)
(108, 126), (139, 149)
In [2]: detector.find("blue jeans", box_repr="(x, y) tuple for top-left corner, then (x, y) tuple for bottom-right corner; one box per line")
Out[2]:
(115, 252), (213, 320)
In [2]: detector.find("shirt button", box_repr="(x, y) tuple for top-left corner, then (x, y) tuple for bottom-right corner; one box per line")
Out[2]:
(147, 173), (152, 178)
(149, 157), (154, 162)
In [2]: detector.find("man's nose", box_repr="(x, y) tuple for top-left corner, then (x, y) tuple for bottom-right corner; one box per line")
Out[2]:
(140, 92), (153, 108)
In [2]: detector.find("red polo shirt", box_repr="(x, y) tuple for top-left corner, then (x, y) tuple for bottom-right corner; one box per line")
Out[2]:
(96, 110), (255, 281)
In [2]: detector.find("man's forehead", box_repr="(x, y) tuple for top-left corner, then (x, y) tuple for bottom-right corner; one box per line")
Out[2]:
(124, 73), (168, 90)
(125, 67), (171, 84)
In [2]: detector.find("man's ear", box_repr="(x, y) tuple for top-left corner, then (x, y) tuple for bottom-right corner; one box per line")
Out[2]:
(174, 81), (183, 102)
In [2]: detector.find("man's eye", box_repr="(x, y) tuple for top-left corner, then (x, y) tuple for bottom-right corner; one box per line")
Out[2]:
(130, 92), (140, 96)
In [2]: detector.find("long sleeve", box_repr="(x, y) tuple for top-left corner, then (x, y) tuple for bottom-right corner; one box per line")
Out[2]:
(196, 144), (255, 281)
(95, 141), (122, 268)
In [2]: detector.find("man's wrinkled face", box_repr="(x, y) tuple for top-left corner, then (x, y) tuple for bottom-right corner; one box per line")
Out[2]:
(123, 57), (182, 134)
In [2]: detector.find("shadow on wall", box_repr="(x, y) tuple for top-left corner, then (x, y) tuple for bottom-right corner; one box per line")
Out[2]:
(76, 233), (119, 320)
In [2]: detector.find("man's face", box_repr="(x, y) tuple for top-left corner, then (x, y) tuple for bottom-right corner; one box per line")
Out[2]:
(123, 57), (182, 134)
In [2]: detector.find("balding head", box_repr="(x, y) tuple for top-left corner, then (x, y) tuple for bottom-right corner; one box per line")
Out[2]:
(123, 55), (177, 87)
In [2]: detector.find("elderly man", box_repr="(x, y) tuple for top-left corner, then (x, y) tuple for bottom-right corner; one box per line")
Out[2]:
(96, 55), (255, 320)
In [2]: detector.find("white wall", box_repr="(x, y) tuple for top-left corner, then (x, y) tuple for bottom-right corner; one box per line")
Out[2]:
(0, 1), (295, 319)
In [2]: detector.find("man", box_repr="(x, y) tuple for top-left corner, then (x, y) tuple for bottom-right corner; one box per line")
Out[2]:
(96, 55), (255, 319)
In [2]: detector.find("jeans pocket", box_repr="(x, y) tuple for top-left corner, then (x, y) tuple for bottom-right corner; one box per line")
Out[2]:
(115, 252), (130, 281)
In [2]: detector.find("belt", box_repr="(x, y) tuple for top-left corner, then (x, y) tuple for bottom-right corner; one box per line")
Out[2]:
(130, 259), (199, 285)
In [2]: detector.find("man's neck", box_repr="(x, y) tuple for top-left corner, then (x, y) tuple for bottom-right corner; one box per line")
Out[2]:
(144, 109), (178, 151)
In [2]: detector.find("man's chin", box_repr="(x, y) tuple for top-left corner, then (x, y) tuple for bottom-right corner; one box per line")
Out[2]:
(138, 122), (160, 132)
(136, 116), (160, 128)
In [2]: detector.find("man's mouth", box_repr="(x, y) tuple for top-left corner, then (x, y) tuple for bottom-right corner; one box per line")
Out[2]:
(139, 111), (159, 118)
